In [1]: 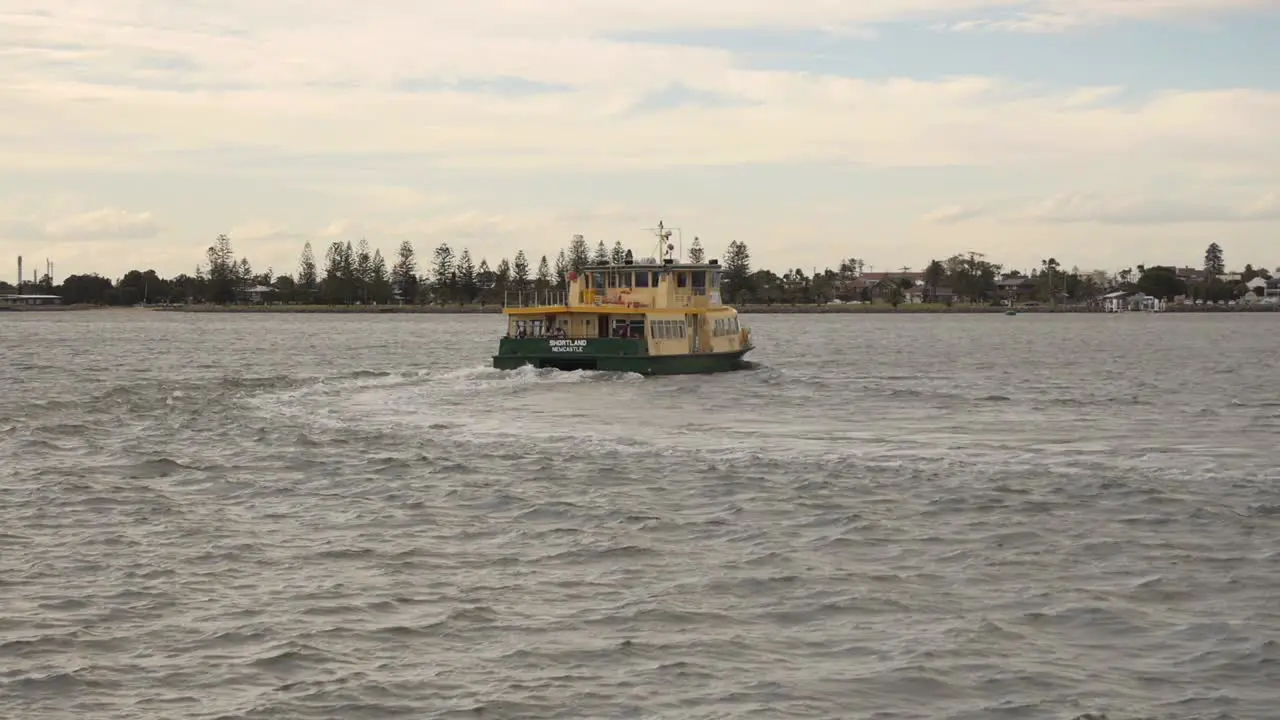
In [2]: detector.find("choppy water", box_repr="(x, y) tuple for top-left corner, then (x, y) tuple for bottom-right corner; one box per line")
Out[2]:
(2, 310), (1278, 719)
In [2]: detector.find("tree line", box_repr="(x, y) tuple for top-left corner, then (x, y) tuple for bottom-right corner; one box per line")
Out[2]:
(5, 234), (1271, 307)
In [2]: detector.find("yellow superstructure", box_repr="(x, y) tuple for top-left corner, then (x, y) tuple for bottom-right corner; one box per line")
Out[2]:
(502, 257), (750, 358)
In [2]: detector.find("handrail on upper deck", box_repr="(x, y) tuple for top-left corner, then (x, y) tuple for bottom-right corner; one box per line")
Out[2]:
(504, 290), (568, 308)
(504, 330), (614, 339)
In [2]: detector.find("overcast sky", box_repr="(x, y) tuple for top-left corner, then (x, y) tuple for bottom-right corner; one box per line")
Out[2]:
(2, 0), (1278, 281)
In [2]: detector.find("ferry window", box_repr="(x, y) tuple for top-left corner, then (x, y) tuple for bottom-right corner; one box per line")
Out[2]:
(619, 272), (632, 287)
(678, 323), (686, 338)
(711, 270), (722, 288)
(607, 272), (617, 288)
(677, 272), (688, 288)
(691, 271), (706, 288)
(591, 272), (605, 289)
(629, 319), (645, 336)
(635, 271), (650, 288)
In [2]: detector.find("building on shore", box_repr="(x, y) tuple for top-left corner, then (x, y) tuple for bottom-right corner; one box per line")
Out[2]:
(0, 293), (62, 307)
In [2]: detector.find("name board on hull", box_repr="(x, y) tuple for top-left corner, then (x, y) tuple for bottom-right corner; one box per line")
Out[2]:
(549, 339), (587, 352)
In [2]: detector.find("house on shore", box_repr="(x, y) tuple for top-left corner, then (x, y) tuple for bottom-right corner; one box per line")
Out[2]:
(996, 275), (1038, 303)
(1102, 290), (1166, 312)
(905, 285), (955, 304)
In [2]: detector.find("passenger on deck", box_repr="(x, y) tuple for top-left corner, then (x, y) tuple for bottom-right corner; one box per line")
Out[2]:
(516, 327), (527, 338)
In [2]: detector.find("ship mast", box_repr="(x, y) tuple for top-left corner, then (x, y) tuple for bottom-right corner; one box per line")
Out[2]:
(647, 220), (680, 262)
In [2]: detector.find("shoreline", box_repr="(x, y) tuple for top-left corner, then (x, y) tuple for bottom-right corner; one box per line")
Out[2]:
(136, 302), (1280, 314)
(0, 303), (112, 312)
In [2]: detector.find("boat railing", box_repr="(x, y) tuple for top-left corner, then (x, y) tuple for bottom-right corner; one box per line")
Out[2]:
(504, 290), (568, 308)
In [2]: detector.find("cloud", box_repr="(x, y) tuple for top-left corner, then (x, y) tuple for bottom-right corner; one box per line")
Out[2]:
(224, 220), (302, 245)
(0, 206), (160, 242)
(921, 205), (986, 223)
(1017, 191), (1280, 224)
(309, 186), (457, 214)
(936, 0), (1271, 33)
(1, 1), (1277, 177)
(42, 208), (158, 240)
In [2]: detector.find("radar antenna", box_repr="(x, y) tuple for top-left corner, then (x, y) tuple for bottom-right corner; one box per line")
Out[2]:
(646, 220), (682, 262)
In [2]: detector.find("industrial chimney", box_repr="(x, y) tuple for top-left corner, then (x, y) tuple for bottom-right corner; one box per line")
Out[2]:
(17, 255), (22, 295)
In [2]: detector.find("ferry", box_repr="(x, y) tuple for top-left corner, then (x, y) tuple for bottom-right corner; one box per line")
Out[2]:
(492, 223), (754, 375)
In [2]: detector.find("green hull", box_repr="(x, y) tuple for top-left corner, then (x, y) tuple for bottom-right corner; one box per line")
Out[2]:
(491, 337), (752, 376)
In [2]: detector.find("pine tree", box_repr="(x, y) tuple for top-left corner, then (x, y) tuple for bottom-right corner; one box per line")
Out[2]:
(431, 242), (455, 304)
(323, 241), (346, 304)
(236, 257), (253, 289)
(610, 241), (627, 264)
(456, 248), (477, 303)
(495, 258), (511, 296)
(476, 258), (494, 304)
(512, 250), (531, 293)
(204, 234), (236, 304)
(687, 236), (705, 263)
(592, 240), (610, 265)
(340, 241), (356, 303)
(554, 249), (569, 286)
(391, 240), (419, 303)
(1204, 242), (1225, 279)
(723, 240), (753, 303)
(535, 255), (551, 291)
(355, 238), (373, 303)
(297, 241), (318, 300)
(568, 234), (591, 272)
(194, 264), (208, 302)
(370, 249), (392, 304)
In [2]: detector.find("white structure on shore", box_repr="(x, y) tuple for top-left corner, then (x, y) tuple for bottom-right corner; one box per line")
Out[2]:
(1102, 291), (1166, 313)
